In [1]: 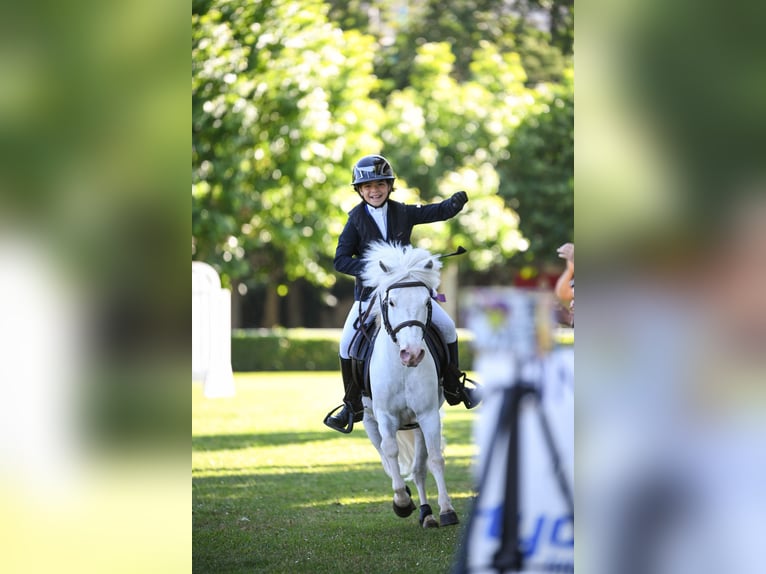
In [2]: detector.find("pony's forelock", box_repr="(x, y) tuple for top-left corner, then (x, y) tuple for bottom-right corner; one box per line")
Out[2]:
(362, 242), (442, 303)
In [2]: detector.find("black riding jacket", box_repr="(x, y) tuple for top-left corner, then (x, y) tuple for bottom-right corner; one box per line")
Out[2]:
(334, 197), (465, 301)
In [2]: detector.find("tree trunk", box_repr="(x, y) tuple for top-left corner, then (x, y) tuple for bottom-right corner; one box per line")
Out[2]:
(263, 284), (280, 327)
(230, 282), (243, 329)
(286, 282), (303, 327)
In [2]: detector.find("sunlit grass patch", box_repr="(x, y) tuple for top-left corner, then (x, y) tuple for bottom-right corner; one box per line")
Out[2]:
(193, 372), (479, 574)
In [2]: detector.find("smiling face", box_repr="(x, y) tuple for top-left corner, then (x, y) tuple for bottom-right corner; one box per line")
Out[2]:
(358, 180), (391, 207)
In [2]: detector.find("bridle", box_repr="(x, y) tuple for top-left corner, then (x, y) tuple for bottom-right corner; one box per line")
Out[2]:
(379, 280), (433, 344)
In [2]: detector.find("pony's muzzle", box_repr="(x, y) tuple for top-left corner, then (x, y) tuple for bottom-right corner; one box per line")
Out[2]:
(400, 347), (425, 367)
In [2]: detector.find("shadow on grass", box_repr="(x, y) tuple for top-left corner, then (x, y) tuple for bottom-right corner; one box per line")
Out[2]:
(193, 455), (476, 492)
(193, 417), (476, 452)
(193, 461), (477, 574)
(193, 374), (482, 573)
(193, 429), (333, 450)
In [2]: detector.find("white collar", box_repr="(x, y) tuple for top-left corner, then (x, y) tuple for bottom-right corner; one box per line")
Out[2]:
(365, 202), (388, 239)
(366, 202), (388, 214)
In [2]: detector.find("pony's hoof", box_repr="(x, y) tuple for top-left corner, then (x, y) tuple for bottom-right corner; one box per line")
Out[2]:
(439, 510), (459, 526)
(393, 499), (416, 518)
(419, 504), (437, 528)
(422, 515), (439, 528)
(393, 485), (416, 518)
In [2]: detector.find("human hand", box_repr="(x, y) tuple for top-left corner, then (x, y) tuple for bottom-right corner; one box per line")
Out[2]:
(451, 191), (468, 208)
(557, 242), (574, 263)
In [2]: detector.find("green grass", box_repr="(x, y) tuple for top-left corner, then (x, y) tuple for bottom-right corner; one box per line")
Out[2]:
(193, 372), (479, 574)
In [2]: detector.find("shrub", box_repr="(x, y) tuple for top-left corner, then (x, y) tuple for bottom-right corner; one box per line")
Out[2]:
(231, 328), (475, 372)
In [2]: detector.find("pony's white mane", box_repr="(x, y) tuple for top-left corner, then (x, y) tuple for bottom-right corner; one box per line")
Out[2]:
(361, 242), (442, 302)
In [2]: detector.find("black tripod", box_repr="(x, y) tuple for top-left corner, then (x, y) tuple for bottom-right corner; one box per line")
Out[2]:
(452, 380), (574, 573)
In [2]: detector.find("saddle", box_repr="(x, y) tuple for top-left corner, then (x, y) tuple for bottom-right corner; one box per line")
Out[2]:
(347, 315), (449, 401)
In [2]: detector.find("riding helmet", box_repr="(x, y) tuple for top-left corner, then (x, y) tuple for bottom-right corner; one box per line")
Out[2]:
(351, 154), (396, 188)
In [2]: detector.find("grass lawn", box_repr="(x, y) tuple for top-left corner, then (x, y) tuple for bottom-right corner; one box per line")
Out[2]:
(192, 372), (480, 574)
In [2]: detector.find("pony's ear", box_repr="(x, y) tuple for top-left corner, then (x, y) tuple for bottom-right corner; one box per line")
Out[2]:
(425, 260), (434, 269)
(379, 261), (389, 273)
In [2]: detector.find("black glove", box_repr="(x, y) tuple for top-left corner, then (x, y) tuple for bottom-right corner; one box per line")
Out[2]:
(451, 191), (468, 209)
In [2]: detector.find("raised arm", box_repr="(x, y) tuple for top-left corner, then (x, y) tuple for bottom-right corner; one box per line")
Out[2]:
(408, 191), (468, 224)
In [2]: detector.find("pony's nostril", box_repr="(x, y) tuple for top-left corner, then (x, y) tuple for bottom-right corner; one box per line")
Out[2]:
(407, 348), (425, 366)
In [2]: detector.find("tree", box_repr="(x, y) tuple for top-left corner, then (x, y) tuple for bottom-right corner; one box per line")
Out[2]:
(192, 0), (573, 326)
(379, 41), (534, 269)
(192, 0), (384, 324)
(325, 0), (572, 98)
(497, 69), (574, 269)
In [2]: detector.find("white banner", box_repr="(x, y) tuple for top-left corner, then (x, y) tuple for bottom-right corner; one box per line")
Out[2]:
(455, 288), (574, 573)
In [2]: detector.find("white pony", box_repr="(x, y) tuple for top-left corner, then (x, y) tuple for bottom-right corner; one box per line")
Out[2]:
(360, 241), (458, 528)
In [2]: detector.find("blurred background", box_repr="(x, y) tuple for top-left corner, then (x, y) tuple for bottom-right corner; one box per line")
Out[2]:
(577, 0), (766, 572)
(0, 1), (188, 572)
(2, 0), (765, 571)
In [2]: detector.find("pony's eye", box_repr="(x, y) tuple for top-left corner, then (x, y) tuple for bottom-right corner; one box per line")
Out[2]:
(389, 299), (395, 307)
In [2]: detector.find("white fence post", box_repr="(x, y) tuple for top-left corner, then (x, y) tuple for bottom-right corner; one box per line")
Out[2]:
(192, 262), (235, 398)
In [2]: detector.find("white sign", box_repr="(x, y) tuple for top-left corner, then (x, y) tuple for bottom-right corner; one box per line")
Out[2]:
(457, 288), (574, 573)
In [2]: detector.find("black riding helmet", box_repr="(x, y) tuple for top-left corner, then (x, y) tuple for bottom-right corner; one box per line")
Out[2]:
(351, 154), (396, 191)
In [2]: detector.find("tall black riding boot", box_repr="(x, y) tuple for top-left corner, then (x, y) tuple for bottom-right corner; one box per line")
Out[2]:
(323, 357), (364, 433)
(443, 341), (481, 409)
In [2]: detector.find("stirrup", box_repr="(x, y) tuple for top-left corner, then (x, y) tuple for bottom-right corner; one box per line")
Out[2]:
(323, 403), (355, 434)
(459, 373), (482, 410)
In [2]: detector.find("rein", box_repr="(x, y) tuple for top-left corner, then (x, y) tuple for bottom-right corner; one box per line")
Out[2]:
(379, 280), (433, 344)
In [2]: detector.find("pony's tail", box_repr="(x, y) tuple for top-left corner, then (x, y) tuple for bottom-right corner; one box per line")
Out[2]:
(396, 429), (417, 480)
(396, 408), (446, 481)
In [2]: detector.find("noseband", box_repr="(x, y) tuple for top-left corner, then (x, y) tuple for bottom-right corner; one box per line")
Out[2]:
(379, 280), (433, 344)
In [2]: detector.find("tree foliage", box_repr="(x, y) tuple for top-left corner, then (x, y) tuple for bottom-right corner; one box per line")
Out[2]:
(379, 41), (535, 268)
(498, 71), (574, 266)
(325, 0), (572, 96)
(192, 0), (573, 325)
(193, 0), (383, 292)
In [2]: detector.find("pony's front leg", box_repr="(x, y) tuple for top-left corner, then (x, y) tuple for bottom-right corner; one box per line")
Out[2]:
(379, 416), (415, 517)
(418, 411), (459, 526)
(410, 427), (439, 528)
(364, 409), (403, 483)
